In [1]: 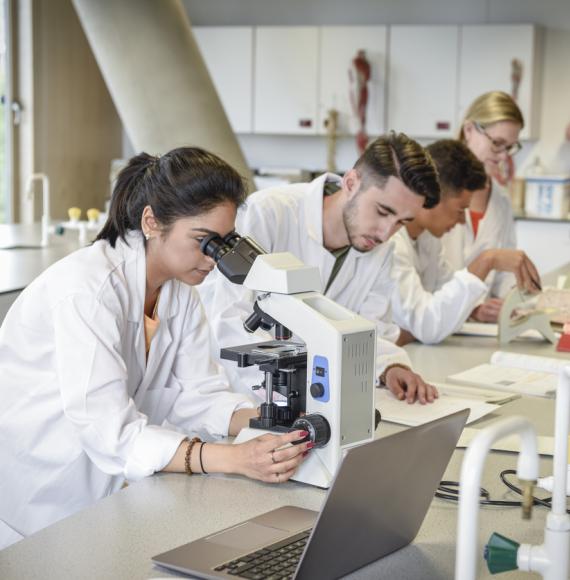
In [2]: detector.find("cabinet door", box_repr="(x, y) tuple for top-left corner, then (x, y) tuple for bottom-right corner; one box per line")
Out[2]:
(254, 27), (319, 134)
(387, 26), (459, 138)
(459, 25), (539, 140)
(318, 27), (387, 137)
(194, 27), (253, 133)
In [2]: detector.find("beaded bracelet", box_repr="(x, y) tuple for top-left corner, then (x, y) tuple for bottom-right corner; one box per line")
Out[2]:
(184, 437), (202, 476)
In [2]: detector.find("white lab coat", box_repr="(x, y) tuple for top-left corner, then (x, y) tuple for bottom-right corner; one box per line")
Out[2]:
(0, 232), (252, 548)
(391, 228), (487, 344)
(198, 173), (411, 397)
(441, 180), (517, 298)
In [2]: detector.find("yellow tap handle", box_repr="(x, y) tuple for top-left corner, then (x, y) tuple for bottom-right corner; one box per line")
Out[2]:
(86, 208), (100, 223)
(68, 207), (81, 221)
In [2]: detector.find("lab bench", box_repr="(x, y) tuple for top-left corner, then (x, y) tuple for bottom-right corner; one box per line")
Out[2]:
(0, 224), (82, 322)
(0, 333), (566, 579)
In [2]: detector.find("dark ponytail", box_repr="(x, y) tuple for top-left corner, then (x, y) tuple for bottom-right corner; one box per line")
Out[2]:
(96, 147), (247, 247)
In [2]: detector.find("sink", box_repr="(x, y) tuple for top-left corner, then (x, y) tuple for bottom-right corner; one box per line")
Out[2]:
(0, 244), (46, 250)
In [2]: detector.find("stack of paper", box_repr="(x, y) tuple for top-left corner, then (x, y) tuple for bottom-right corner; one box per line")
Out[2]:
(446, 351), (567, 397)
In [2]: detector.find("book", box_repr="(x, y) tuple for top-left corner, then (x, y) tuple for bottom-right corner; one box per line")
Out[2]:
(455, 322), (554, 340)
(446, 351), (568, 397)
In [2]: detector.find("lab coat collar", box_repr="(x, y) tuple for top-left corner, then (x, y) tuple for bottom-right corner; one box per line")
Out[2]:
(115, 232), (176, 395)
(304, 172), (342, 245)
(115, 232), (180, 323)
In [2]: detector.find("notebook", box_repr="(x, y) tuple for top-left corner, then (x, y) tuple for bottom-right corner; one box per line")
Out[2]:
(446, 351), (566, 397)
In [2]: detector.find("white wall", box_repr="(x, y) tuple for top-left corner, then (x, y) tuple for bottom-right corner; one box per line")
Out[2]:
(182, 0), (570, 175)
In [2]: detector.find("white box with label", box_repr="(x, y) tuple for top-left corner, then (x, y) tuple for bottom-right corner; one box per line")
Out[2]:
(524, 175), (570, 219)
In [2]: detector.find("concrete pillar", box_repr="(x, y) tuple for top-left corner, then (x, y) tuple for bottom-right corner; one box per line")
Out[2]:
(72, 0), (253, 188)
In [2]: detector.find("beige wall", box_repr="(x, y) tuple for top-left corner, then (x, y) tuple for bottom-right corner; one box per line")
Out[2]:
(15, 0), (122, 222)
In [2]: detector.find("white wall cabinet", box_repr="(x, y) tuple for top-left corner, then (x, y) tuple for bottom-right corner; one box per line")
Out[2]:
(318, 26), (387, 137)
(253, 27), (319, 135)
(387, 26), (459, 139)
(194, 24), (541, 143)
(194, 26), (254, 133)
(458, 25), (541, 140)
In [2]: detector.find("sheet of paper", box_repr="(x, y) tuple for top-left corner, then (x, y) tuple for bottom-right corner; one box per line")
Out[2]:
(375, 389), (498, 427)
(447, 363), (557, 397)
(457, 427), (555, 456)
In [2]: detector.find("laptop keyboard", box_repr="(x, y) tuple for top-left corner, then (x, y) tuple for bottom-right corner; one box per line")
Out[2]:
(213, 529), (312, 580)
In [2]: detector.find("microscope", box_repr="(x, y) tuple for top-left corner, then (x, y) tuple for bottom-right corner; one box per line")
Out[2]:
(201, 231), (378, 488)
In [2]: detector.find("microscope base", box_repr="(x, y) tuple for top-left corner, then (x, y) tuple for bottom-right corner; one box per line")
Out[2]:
(234, 427), (334, 488)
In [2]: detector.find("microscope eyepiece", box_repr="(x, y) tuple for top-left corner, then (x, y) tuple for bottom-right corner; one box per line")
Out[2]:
(200, 231), (266, 285)
(200, 233), (230, 263)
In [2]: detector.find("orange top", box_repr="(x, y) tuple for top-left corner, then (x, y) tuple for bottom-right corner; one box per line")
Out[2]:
(470, 210), (485, 238)
(144, 314), (160, 357)
(144, 292), (161, 359)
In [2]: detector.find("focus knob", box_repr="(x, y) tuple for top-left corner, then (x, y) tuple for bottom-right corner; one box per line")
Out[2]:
(310, 382), (325, 398)
(290, 414), (331, 448)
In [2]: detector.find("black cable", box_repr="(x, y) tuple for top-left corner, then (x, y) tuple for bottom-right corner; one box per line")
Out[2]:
(435, 470), (570, 513)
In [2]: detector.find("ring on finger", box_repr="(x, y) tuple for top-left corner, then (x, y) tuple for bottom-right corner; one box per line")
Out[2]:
(271, 449), (277, 464)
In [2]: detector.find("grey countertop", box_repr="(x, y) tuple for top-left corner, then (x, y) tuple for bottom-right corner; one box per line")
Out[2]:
(0, 224), (85, 294)
(1, 332), (566, 579)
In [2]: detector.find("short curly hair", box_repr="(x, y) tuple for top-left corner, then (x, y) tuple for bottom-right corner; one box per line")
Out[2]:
(426, 140), (487, 197)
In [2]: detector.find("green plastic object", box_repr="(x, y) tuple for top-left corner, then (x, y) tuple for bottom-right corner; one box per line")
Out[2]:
(484, 532), (520, 574)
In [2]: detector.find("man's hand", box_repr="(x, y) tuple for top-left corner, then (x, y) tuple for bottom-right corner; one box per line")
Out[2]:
(396, 328), (416, 346)
(469, 249), (542, 294)
(470, 298), (504, 323)
(383, 367), (439, 404)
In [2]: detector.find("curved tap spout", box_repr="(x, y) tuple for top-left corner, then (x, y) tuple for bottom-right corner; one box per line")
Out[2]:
(455, 416), (539, 580)
(26, 173), (51, 247)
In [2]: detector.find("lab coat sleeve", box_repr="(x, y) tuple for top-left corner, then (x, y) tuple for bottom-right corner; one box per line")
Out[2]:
(357, 242), (402, 345)
(202, 195), (291, 397)
(356, 244), (412, 374)
(53, 293), (186, 482)
(205, 271), (274, 397)
(490, 207), (518, 298)
(165, 293), (255, 438)
(391, 246), (487, 344)
(237, 194), (281, 251)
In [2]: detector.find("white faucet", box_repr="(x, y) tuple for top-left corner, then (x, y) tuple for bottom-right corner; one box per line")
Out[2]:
(517, 366), (570, 580)
(455, 366), (570, 580)
(455, 416), (540, 580)
(26, 173), (50, 247)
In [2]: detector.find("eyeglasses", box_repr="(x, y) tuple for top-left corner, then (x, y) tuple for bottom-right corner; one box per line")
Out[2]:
(474, 122), (522, 156)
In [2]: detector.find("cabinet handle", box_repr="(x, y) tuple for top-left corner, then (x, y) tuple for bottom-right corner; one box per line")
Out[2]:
(299, 119), (313, 128)
(436, 121), (450, 131)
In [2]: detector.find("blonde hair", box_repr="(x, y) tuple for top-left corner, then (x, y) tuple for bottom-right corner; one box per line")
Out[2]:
(459, 91), (524, 142)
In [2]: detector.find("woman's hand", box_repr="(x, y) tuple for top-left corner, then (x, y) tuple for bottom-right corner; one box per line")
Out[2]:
(232, 430), (312, 483)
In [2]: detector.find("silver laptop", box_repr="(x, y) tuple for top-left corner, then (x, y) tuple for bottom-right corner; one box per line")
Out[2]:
(152, 409), (468, 580)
